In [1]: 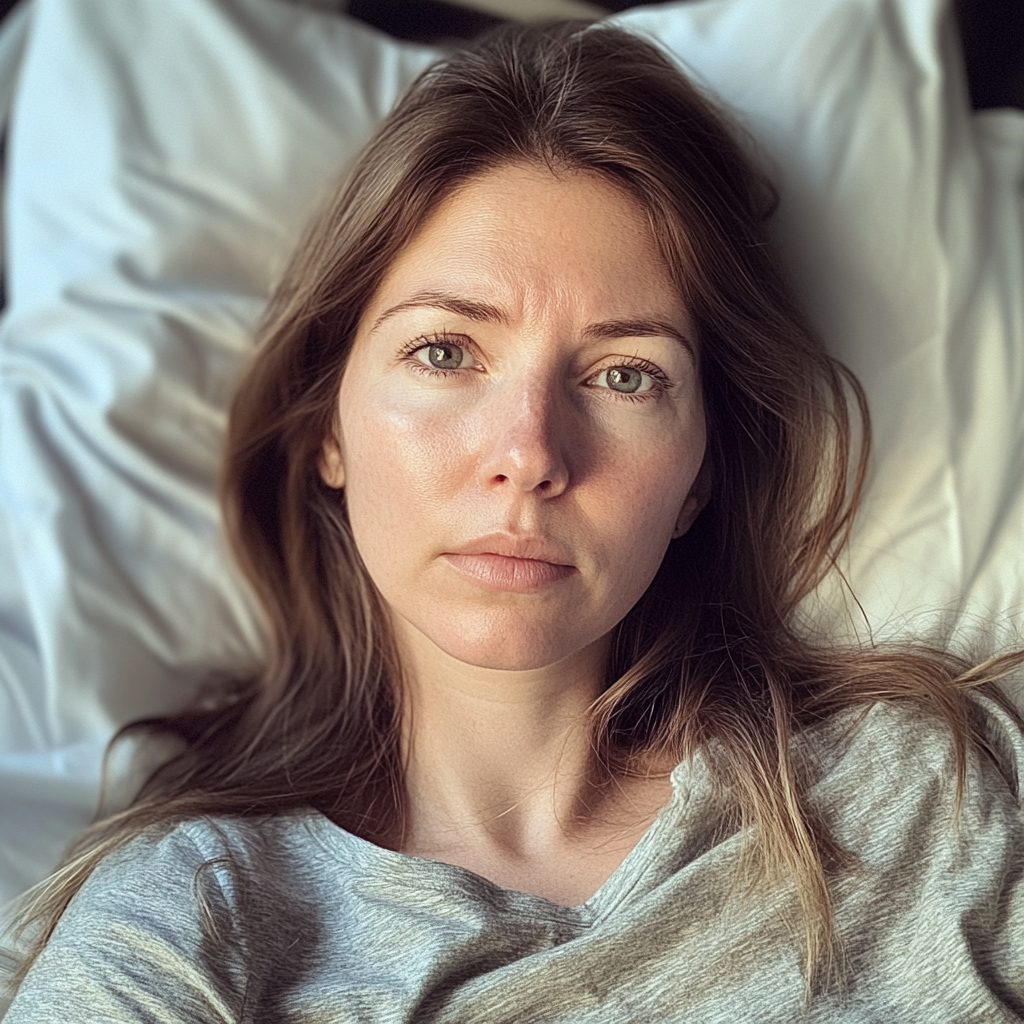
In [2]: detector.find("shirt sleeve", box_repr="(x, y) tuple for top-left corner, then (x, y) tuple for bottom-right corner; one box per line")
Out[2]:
(3, 823), (247, 1024)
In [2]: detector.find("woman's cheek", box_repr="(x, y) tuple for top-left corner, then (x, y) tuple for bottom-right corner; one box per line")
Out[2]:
(341, 382), (481, 526)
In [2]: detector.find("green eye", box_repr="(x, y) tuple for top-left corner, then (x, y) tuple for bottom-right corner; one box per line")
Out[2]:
(592, 365), (654, 394)
(606, 367), (643, 393)
(415, 342), (471, 370)
(429, 343), (463, 369)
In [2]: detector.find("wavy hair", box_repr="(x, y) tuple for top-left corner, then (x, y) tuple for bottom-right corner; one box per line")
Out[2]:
(8, 19), (1022, 997)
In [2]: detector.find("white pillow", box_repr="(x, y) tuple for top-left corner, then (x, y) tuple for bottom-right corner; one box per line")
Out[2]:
(0, 0), (1021, 916)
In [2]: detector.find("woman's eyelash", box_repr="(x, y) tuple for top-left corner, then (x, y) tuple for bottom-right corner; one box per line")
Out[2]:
(398, 336), (673, 398)
(626, 356), (669, 381)
(398, 332), (475, 376)
(589, 357), (673, 401)
(397, 331), (464, 358)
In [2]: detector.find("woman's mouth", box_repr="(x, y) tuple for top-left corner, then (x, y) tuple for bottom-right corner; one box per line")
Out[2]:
(442, 535), (576, 592)
(441, 553), (576, 592)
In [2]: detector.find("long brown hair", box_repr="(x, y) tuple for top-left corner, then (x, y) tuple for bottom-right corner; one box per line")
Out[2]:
(8, 20), (1022, 996)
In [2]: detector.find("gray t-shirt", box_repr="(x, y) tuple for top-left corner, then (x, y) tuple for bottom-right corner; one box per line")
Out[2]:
(5, 695), (1024, 1022)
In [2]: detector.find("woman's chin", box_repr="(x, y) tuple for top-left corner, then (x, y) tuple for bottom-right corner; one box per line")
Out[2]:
(431, 630), (586, 673)
(436, 641), (577, 673)
(393, 606), (609, 675)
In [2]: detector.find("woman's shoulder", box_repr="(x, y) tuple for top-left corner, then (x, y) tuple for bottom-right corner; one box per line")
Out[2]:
(7, 811), (331, 1011)
(798, 690), (1024, 854)
(5, 811), (335, 1021)
(86, 808), (333, 905)
(24, 809), (337, 958)
(804, 689), (1022, 782)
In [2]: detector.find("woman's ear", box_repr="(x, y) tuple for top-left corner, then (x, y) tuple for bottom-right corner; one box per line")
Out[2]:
(318, 433), (346, 489)
(673, 459), (711, 539)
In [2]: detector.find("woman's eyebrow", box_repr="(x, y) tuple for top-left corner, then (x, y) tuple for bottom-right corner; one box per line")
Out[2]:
(371, 291), (509, 332)
(371, 293), (693, 354)
(584, 318), (695, 356)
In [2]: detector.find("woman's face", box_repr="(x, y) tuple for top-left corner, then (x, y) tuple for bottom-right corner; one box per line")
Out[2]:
(322, 163), (707, 673)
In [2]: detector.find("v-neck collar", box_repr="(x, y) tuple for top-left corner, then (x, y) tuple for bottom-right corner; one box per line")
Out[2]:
(307, 751), (715, 931)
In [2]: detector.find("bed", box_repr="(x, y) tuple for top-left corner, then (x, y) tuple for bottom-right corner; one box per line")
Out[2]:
(0, 0), (1022, 995)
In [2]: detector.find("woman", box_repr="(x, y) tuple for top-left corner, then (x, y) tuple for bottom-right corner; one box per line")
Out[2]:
(4, 19), (1024, 1022)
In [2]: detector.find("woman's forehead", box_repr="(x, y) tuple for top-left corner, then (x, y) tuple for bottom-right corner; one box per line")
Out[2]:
(362, 162), (690, 336)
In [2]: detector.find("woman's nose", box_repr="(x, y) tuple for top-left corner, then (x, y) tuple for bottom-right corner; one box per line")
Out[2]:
(477, 385), (570, 497)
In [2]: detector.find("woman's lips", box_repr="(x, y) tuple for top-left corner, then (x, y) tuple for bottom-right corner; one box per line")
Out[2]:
(442, 553), (576, 593)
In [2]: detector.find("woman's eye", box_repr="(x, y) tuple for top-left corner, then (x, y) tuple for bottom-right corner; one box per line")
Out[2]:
(414, 341), (474, 370)
(590, 365), (656, 394)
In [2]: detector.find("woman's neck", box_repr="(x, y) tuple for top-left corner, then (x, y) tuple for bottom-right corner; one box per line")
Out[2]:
(390, 620), (673, 904)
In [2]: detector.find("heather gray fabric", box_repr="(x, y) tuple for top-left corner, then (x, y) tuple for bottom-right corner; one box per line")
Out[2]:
(5, 695), (1024, 1022)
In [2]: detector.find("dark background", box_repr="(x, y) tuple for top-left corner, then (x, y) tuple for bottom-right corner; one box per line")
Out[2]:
(0, 0), (1019, 110)
(345, 0), (1024, 112)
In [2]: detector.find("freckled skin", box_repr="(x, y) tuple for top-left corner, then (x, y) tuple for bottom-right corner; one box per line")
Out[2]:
(321, 163), (707, 673)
